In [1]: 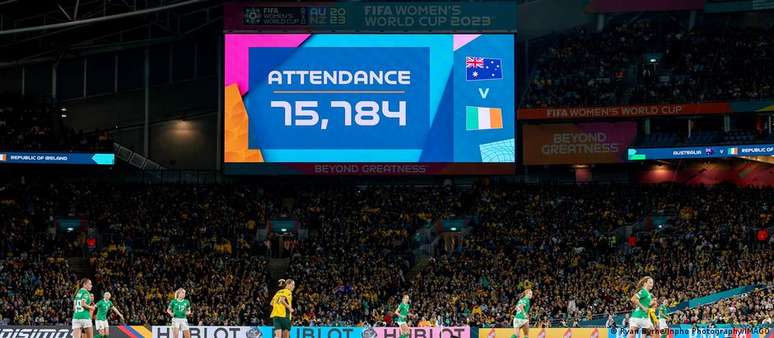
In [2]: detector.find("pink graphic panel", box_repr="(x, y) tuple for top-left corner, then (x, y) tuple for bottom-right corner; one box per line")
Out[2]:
(453, 34), (481, 51)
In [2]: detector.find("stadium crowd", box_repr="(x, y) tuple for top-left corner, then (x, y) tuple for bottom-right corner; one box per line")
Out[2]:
(0, 182), (772, 327)
(522, 23), (774, 108)
(671, 288), (774, 326)
(409, 184), (773, 328)
(287, 186), (470, 326)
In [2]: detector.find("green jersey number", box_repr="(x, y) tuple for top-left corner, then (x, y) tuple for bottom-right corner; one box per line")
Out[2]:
(169, 299), (191, 319)
(73, 289), (92, 320)
(73, 299), (84, 312)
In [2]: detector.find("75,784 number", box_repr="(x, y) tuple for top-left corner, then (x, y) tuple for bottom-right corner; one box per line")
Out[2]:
(271, 100), (407, 130)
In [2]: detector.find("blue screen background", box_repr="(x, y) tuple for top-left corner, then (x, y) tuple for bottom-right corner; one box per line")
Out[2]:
(242, 34), (515, 163)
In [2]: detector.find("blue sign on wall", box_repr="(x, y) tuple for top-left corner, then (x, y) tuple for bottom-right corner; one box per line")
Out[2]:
(628, 144), (774, 160)
(0, 152), (115, 165)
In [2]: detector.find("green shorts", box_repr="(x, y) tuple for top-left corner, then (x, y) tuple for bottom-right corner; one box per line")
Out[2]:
(273, 317), (291, 331)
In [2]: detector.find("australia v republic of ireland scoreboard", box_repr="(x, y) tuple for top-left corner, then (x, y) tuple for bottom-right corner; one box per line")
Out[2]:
(224, 32), (515, 174)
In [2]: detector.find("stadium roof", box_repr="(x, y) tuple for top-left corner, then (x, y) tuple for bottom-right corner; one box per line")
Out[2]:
(0, 0), (221, 65)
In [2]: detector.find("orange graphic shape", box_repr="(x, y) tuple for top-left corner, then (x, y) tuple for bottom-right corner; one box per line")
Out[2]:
(224, 84), (264, 162)
(490, 108), (503, 129)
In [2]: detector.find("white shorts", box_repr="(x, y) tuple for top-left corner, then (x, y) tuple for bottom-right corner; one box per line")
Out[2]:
(72, 319), (93, 329)
(95, 320), (109, 331)
(629, 317), (654, 330)
(171, 318), (190, 331)
(513, 318), (529, 328)
(658, 319), (668, 330)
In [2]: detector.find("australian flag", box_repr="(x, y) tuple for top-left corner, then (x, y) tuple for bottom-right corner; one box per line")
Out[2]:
(466, 56), (503, 81)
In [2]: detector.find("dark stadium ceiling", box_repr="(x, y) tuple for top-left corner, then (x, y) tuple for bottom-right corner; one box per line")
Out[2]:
(0, 0), (223, 64)
(0, 0), (475, 65)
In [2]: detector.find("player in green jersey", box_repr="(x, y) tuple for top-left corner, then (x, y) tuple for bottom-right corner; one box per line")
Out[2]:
(394, 295), (414, 338)
(627, 277), (655, 338)
(72, 278), (97, 338)
(167, 288), (192, 338)
(655, 299), (670, 338)
(511, 289), (533, 338)
(94, 292), (125, 338)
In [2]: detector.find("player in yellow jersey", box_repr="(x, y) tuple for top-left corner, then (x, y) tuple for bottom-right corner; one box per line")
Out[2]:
(647, 298), (659, 331)
(270, 279), (295, 338)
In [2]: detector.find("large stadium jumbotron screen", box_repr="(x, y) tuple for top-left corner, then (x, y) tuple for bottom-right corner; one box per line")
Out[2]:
(223, 34), (515, 175)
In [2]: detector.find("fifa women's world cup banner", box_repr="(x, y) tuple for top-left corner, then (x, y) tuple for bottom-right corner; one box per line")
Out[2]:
(517, 100), (774, 121)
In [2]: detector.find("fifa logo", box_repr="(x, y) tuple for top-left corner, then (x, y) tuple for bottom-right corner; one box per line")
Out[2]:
(246, 327), (263, 338)
(361, 327), (377, 338)
(243, 8), (262, 24)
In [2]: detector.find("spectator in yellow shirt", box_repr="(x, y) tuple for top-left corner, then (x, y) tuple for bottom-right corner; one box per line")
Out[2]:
(418, 317), (432, 327)
(472, 305), (483, 316)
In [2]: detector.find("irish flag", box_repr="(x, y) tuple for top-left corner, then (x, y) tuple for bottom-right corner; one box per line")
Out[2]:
(466, 106), (503, 131)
